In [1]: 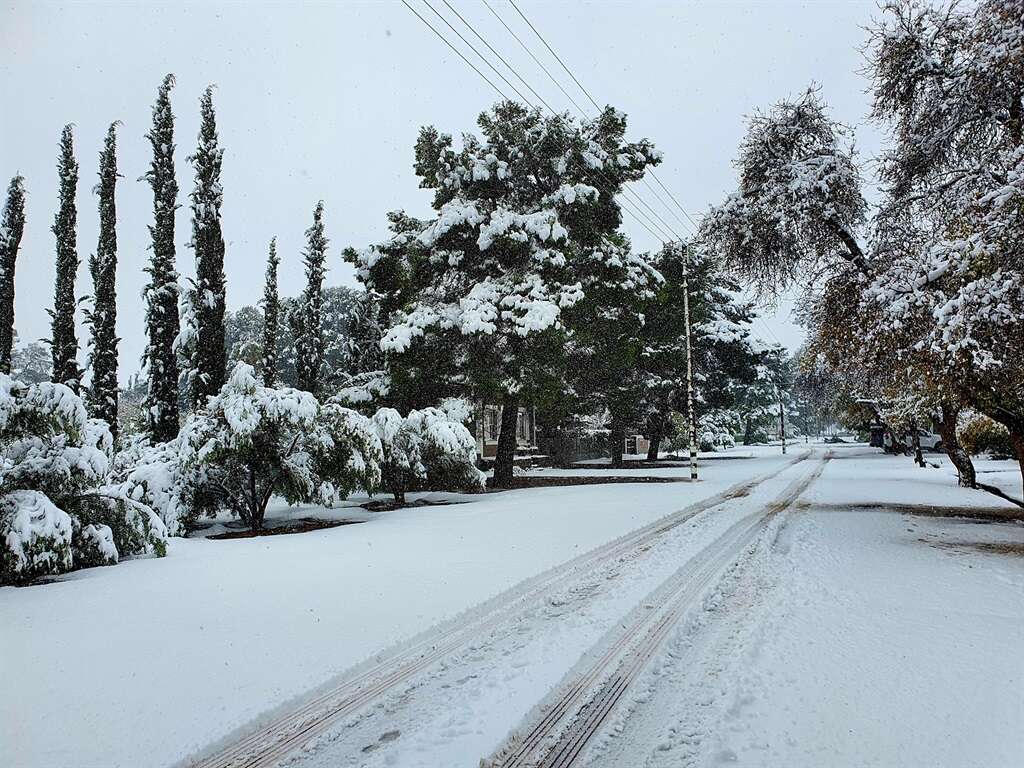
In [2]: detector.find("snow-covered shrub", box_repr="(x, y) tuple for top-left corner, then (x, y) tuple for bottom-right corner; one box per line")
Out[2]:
(371, 403), (484, 503)
(176, 363), (382, 531)
(71, 518), (118, 569)
(107, 434), (195, 535)
(0, 374), (168, 584)
(332, 370), (391, 409)
(0, 490), (73, 583)
(960, 416), (1015, 460)
(698, 409), (741, 452)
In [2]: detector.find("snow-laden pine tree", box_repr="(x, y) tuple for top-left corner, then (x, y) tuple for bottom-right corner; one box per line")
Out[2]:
(636, 243), (760, 458)
(261, 237), (279, 386)
(351, 102), (662, 485)
(293, 202), (327, 396)
(0, 176), (26, 374)
(87, 123), (120, 436)
(565, 232), (662, 467)
(141, 74), (181, 442)
(50, 124), (81, 390)
(187, 86), (227, 407)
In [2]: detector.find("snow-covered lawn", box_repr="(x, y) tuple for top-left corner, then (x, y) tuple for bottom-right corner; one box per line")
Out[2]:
(2, 444), (1021, 768)
(1, 446), (792, 768)
(672, 451), (1024, 768)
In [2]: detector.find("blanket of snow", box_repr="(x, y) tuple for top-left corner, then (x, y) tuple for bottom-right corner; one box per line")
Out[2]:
(2, 443), (1020, 768)
(681, 449), (1024, 768)
(0, 446), (793, 768)
(587, 446), (1023, 768)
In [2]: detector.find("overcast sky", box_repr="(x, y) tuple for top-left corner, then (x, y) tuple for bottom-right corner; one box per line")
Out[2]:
(1, 0), (884, 382)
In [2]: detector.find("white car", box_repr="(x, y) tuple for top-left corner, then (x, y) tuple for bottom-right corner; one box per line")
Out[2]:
(884, 428), (944, 452)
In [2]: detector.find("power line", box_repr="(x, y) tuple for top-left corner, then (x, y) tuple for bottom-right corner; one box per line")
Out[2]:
(507, 0), (602, 113)
(504, 0), (701, 237)
(420, 0), (534, 106)
(476, 1), (687, 241)
(480, 0), (591, 119)
(440, 0), (558, 116)
(648, 168), (703, 232)
(402, 0), (680, 244)
(400, 0), (512, 102)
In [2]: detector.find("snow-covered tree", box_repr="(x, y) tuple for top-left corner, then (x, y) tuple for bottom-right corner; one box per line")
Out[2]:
(293, 202), (327, 396)
(863, 0), (1024, 489)
(261, 238), (280, 386)
(225, 285), (362, 390)
(0, 374), (167, 584)
(50, 124), (81, 390)
(178, 363), (381, 532)
(188, 86), (227, 407)
(702, 87), (870, 294)
(0, 176), (26, 374)
(566, 233), (662, 467)
(634, 244), (759, 458)
(353, 102), (662, 485)
(730, 344), (797, 445)
(141, 74), (181, 443)
(12, 339), (51, 385)
(370, 401), (484, 503)
(86, 123), (120, 437)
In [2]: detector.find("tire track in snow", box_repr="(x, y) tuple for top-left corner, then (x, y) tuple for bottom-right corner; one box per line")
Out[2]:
(484, 452), (830, 768)
(181, 452), (810, 768)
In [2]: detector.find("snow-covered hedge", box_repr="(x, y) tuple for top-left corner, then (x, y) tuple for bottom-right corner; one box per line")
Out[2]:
(0, 374), (167, 585)
(156, 363), (384, 532)
(371, 399), (484, 503)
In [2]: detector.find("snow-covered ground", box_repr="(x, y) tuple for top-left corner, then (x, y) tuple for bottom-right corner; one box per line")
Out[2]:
(2, 444), (1021, 768)
(1, 446), (795, 768)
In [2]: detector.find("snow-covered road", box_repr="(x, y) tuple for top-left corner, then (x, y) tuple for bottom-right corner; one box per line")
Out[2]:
(3, 445), (1021, 768)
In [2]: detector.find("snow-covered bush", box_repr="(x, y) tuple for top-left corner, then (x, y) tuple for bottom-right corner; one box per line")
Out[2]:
(107, 434), (197, 535)
(960, 416), (1015, 460)
(371, 401), (484, 503)
(173, 363), (383, 532)
(698, 409), (740, 452)
(0, 374), (167, 584)
(0, 490), (73, 582)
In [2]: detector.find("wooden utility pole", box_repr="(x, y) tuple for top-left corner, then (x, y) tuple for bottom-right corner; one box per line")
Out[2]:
(681, 243), (698, 481)
(778, 388), (787, 455)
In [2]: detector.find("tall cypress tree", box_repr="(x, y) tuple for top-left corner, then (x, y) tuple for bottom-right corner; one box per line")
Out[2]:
(87, 123), (120, 435)
(188, 86), (227, 406)
(50, 124), (81, 389)
(261, 237), (279, 386)
(141, 74), (181, 442)
(293, 202), (327, 396)
(0, 176), (26, 374)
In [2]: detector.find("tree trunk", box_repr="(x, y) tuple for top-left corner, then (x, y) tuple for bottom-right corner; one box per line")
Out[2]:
(936, 403), (976, 488)
(743, 418), (753, 446)
(1010, 429), (1024, 498)
(646, 421), (662, 461)
(976, 404), (1024, 499)
(609, 417), (625, 469)
(910, 421), (925, 468)
(493, 397), (519, 488)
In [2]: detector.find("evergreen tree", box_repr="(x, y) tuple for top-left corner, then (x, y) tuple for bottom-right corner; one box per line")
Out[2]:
(141, 74), (181, 442)
(261, 238), (279, 386)
(293, 202), (327, 395)
(354, 103), (661, 485)
(0, 176), (26, 374)
(50, 124), (81, 390)
(188, 86), (227, 407)
(87, 123), (120, 436)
